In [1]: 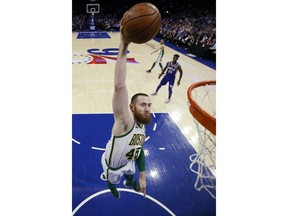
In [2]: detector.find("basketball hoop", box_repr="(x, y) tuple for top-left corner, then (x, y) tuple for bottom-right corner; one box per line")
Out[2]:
(187, 80), (216, 199)
(86, 4), (100, 31)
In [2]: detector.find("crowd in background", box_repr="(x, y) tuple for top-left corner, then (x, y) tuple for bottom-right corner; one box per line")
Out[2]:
(72, 0), (216, 60)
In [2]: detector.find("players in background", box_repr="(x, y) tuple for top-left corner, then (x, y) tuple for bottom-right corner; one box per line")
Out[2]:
(151, 54), (183, 104)
(146, 39), (165, 73)
(100, 30), (152, 199)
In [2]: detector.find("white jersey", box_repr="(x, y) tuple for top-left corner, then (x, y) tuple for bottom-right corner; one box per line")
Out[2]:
(104, 122), (146, 170)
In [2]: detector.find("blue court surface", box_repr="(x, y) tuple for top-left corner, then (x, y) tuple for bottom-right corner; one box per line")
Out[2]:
(72, 113), (216, 216)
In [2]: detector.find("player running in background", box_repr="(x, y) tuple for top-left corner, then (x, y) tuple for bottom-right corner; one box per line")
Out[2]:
(146, 39), (165, 73)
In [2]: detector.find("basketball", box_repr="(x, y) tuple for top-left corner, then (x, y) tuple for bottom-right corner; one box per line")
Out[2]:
(121, 2), (161, 44)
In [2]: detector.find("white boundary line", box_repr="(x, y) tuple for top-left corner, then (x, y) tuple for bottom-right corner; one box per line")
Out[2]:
(91, 146), (105, 151)
(72, 188), (176, 216)
(72, 138), (81, 144)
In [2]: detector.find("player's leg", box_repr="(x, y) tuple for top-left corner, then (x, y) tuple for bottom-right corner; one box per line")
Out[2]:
(147, 53), (161, 73)
(165, 79), (175, 103)
(123, 174), (140, 191)
(151, 84), (161, 95)
(159, 62), (163, 70)
(122, 161), (140, 191)
(107, 170), (122, 199)
(158, 52), (164, 71)
(101, 154), (121, 199)
(146, 62), (156, 73)
(151, 77), (168, 95)
(107, 180), (121, 199)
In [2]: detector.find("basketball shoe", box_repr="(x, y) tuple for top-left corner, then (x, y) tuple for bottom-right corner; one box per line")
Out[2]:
(151, 92), (157, 96)
(123, 180), (140, 192)
(108, 182), (120, 199)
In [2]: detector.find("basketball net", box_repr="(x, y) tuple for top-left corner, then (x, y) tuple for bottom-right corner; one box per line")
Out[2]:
(187, 80), (216, 199)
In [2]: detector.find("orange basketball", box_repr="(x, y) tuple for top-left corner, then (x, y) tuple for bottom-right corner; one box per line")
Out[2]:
(121, 2), (161, 44)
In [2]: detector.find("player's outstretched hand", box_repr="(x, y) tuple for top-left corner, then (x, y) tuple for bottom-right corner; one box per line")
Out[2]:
(139, 178), (147, 198)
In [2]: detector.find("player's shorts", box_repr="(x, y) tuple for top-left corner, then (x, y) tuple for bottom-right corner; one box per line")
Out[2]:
(155, 52), (164, 63)
(101, 153), (136, 184)
(160, 75), (175, 86)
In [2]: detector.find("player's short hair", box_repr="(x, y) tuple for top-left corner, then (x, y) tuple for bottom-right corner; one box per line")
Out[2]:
(174, 54), (180, 58)
(130, 93), (149, 104)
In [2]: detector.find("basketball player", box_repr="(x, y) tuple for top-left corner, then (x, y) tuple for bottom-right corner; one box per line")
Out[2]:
(146, 39), (165, 73)
(151, 54), (183, 103)
(100, 31), (152, 199)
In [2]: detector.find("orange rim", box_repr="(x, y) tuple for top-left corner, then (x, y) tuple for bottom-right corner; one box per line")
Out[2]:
(187, 80), (216, 135)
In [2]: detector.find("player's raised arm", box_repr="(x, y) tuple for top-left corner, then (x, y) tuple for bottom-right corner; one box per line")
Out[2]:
(112, 33), (134, 134)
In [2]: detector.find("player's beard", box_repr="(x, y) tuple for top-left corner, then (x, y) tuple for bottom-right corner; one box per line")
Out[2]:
(134, 109), (152, 125)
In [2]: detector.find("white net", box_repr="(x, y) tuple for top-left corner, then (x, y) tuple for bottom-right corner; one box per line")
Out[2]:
(187, 81), (216, 199)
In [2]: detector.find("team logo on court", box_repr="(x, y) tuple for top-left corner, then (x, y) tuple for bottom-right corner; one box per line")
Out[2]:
(72, 48), (138, 64)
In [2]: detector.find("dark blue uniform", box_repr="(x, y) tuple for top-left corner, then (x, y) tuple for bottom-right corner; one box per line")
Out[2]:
(151, 54), (183, 103)
(159, 61), (180, 87)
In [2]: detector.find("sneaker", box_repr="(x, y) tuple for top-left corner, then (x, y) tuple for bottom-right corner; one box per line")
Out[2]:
(108, 185), (120, 199)
(151, 92), (157, 96)
(165, 99), (171, 104)
(146, 70), (151, 73)
(100, 172), (107, 181)
(123, 180), (140, 192)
